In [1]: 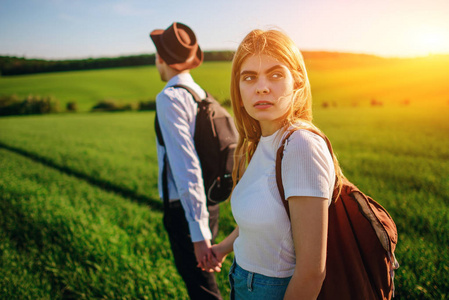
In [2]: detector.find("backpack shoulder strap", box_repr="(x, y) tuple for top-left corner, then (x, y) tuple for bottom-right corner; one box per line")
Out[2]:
(275, 130), (295, 219)
(171, 84), (204, 103)
(275, 128), (336, 219)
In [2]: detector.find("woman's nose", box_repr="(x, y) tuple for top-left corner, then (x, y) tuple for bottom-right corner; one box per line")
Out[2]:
(256, 80), (270, 94)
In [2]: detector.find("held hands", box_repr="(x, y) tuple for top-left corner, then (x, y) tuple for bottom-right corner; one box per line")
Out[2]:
(194, 240), (227, 273)
(194, 227), (237, 272)
(207, 244), (228, 272)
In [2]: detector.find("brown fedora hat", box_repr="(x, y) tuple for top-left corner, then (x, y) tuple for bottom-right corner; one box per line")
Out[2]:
(150, 22), (203, 71)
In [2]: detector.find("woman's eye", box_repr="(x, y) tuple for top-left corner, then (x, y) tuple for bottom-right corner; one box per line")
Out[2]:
(242, 75), (255, 81)
(271, 72), (283, 79)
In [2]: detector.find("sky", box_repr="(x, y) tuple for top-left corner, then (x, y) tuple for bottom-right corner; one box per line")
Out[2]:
(1, 0), (449, 60)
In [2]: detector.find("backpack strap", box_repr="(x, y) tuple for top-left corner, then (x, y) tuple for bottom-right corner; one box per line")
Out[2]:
(154, 113), (165, 147)
(154, 84), (204, 146)
(172, 84), (205, 103)
(275, 131), (295, 219)
(275, 128), (337, 219)
(154, 109), (169, 210)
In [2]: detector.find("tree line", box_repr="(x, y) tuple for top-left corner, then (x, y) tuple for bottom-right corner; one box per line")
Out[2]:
(0, 51), (235, 76)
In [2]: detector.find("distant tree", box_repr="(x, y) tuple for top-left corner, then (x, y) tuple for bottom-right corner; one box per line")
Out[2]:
(91, 99), (132, 112)
(401, 99), (410, 106)
(138, 100), (156, 111)
(370, 98), (383, 106)
(1, 51), (234, 76)
(0, 94), (59, 116)
(66, 101), (78, 112)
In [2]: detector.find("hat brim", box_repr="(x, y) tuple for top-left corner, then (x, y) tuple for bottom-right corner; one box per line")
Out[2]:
(150, 30), (203, 71)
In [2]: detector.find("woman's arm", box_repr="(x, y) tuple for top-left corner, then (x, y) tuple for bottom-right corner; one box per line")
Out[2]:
(284, 196), (328, 300)
(200, 226), (239, 272)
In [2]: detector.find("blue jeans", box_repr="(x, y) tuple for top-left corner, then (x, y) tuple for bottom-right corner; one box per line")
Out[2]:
(228, 260), (292, 300)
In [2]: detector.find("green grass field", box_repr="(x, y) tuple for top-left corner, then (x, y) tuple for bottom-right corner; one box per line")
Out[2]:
(1, 56), (449, 299)
(1, 55), (448, 111)
(0, 62), (232, 112)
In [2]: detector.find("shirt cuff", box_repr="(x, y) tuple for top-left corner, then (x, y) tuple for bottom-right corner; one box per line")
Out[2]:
(188, 218), (212, 242)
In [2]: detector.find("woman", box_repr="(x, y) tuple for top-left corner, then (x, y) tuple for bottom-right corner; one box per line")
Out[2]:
(201, 29), (345, 300)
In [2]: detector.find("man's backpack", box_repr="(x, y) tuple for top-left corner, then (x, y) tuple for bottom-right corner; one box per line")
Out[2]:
(155, 84), (238, 206)
(275, 129), (399, 300)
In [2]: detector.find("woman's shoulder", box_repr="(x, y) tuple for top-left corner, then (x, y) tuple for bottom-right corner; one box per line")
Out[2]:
(283, 125), (328, 153)
(286, 122), (323, 141)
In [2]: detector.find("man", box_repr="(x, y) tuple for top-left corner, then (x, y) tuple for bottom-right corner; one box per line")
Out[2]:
(150, 22), (222, 300)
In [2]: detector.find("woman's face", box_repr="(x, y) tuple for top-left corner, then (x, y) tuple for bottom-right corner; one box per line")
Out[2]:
(239, 54), (295, 136)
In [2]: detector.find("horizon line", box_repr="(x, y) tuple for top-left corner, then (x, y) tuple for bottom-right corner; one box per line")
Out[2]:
(2, 49), (449, 61)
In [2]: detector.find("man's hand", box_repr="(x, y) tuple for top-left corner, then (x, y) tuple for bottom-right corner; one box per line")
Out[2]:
(206, 244), (227, 272)
(194, 240), (222, 272)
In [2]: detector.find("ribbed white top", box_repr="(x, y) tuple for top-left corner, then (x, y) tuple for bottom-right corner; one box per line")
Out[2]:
(231, 128), (335, 277)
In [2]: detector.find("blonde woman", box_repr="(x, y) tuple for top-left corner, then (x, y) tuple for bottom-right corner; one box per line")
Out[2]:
(200, 29), (345, 300)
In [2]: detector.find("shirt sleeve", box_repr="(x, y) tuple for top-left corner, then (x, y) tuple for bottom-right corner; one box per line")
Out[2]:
(156, 87), (211, 242)
(282, 130), (335, 200)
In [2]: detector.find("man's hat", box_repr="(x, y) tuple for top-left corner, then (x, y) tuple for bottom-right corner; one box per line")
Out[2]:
(150, 22), (203, 71)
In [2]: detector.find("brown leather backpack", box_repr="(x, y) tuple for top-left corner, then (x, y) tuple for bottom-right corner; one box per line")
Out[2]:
(276, 129), (399, 300)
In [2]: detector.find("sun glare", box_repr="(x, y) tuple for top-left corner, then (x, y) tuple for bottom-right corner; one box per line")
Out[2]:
(411, 24), (449, 56)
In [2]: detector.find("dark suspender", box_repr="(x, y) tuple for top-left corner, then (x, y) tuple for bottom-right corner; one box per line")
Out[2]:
(154, 113), (170, 210)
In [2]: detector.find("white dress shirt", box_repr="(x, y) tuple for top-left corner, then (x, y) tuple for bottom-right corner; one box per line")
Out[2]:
(155, 73), (211, 242)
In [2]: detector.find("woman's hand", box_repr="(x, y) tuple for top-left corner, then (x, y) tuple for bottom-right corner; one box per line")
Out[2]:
(211, 243), (228, 265)
(194, 239), (221, 272)
(197, 243), (224, 273)
(198, 226), (240, 273)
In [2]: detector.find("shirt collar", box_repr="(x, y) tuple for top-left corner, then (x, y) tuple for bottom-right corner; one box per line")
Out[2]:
(166, 73), (194, 88)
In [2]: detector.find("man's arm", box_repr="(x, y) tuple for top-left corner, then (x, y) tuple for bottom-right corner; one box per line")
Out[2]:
(156, 87), (212, 242)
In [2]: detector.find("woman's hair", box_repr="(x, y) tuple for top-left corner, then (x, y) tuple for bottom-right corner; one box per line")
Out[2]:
(230, 29), (345, 197)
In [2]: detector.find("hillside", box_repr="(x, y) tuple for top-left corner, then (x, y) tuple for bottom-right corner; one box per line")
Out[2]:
(0, 51), (234, 76)
(1, 52), (448, 113)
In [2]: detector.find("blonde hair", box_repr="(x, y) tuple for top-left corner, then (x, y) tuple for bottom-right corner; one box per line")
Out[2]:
(230, 29), (344, 197)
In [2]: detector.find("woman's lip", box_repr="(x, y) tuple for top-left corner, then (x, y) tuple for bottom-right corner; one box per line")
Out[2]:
(254, 101), (273, 108)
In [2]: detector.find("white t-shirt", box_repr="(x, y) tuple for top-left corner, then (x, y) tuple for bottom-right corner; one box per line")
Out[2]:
(231, 128), (335, 278)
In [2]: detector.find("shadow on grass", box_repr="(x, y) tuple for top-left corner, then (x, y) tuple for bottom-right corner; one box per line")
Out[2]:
(0, 141), (163, 212)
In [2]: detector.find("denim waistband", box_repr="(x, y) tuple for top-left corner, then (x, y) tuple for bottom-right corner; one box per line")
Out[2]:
(231, 260), (291, 287)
